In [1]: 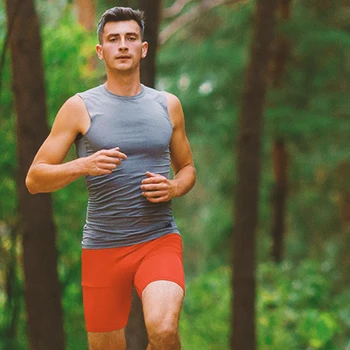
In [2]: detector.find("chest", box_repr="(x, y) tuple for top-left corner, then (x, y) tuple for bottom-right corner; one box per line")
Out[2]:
(84, 99), (173, 156)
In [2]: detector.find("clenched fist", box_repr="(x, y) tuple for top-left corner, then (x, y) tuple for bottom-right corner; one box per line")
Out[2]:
(141, 171), (178, 203)
(82, 147), (127, 176)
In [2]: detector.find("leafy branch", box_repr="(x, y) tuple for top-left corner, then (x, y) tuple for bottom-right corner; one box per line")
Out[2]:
(159, 0), (247, 46)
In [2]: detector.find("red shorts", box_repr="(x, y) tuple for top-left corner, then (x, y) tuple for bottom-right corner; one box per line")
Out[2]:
(81, 233), (185, 332)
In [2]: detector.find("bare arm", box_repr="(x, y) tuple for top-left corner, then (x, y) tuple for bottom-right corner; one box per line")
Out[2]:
(141, 92), (196, 202)
(26, 95), (127, 194)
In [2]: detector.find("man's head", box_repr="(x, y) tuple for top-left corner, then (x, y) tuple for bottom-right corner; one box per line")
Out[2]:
(97, 7), (145, 44)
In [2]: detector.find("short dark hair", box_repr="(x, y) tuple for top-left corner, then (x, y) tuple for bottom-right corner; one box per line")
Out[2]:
(97, 7), (145, 44)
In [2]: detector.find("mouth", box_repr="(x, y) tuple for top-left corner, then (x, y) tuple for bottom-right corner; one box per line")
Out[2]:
(116, 56), (131, 59)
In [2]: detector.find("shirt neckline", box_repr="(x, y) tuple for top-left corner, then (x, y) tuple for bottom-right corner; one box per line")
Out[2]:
(101, 84), (145, 100)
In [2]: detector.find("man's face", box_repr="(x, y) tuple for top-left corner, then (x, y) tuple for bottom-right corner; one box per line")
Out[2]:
(96, 20), (148, 72)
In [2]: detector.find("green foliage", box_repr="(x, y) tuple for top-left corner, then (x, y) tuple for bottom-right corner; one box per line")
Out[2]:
(41, 9), (100, 124)
(158, 0), (350, 273)
(1, 0), (350, 348)
(257, 260), (343, 349)
(180, 259), (349, 349)
(180, 267), (231, 349)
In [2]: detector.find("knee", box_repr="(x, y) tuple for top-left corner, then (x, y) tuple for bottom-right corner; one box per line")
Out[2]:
(147, 318), (179, 347)
(88, 331), (126, 350)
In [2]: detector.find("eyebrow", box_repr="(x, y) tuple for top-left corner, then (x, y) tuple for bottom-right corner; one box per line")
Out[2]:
(106, 32), (140, 38)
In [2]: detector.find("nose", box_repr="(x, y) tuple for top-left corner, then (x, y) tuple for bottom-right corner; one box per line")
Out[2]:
(119, 37), (128, 51)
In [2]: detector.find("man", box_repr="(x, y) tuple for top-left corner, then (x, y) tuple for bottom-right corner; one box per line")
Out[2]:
(26, 6), (196, 350)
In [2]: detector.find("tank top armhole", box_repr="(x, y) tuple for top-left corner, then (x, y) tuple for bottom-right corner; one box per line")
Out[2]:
(160, 91), (172, 125)
(76, 92), (93, 136)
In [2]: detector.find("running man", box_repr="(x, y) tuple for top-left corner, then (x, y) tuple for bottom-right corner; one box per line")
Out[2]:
(26, 6), (196, 350)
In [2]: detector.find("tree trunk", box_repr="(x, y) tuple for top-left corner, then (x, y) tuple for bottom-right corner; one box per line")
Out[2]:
(2, 224), (21, 347)
(5, 0), (65, 349)
(76, 0), (96, 30)
(139, 0), (162, 87)
(270, 0), (291, 261)
(76, 0), (97, 71)
(231, 0), (277, 349)
(271, 139), (288, 263)
(125, 290), (149, 349)
(271, 0), (292, 87)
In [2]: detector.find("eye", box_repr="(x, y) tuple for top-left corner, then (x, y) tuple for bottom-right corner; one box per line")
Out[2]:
(109, 37), (117, 42)
(128, 36), (136, 41)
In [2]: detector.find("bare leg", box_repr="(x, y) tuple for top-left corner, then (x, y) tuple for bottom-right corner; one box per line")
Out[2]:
(88, 328), (126, 350)
(142, 280), (184, 350)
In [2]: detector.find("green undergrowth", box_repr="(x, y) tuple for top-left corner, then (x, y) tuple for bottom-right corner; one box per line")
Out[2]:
(180, 259), (350, 350)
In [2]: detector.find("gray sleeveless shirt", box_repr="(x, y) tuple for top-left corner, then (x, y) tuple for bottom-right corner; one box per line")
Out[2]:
(75, 84), (179, 249)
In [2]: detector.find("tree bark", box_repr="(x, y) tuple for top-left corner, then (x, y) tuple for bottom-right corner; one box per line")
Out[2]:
(271, 0), (292, 87)
(125, 290), (149, 349)
(271, 139), (288, 263)
(2, 224), (21, 347)
(269, 0), (291, 261)
(5, 0), (65, 349)
(76, 0), (97, 71)
(139, 0), (162, 87)
(231, 0), (277, 349)
(76, 0), (96, 31)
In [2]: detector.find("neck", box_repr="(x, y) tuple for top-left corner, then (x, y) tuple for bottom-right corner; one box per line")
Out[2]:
(105, 67), (142, 96)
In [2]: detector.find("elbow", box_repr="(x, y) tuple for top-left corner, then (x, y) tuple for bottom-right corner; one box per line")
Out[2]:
(192, 166), (197, 187)
(25, 173), (39, 194)
(189, 163), (196, 182)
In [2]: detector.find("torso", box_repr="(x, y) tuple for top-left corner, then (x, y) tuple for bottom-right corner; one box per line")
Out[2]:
(75, 84), (180, 249)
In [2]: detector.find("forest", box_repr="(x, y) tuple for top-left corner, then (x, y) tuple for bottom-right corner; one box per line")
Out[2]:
(1, 0), (350, 349)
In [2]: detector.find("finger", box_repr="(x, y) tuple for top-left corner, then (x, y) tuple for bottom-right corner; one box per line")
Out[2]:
(146, 195), (168, 203)
(141, 184), (166, 192)
(99, 156), (122, 166)
(142, 190), (168, 198)
(145, 171), (158, 178)
(142, 181), (165, 189)
(92, 166), (114, 176)
(142, 175), (166, 185)
(97, 169), (113, 175)
(98, 161), (120, 170)
(104, 148), (127, 160)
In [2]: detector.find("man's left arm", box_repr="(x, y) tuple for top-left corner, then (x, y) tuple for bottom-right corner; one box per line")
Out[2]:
(141, 92), (196, 203)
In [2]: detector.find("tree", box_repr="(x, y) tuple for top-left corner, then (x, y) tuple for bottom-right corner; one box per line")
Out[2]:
(5, 0), (65, 349)
(76, 0), (95, 30)
(271, 139), (288, 263)
(270, 0), (292, 263)
(231, 0), (277, 349)
(139, 0), (162, 87)
(75, 0), (97, 71)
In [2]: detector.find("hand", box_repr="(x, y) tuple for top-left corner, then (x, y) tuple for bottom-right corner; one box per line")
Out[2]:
(81, 147), (127, 176)
(141, 171), (177, 203)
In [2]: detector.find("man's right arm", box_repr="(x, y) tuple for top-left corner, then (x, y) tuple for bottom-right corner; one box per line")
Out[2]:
(26, 95), (127, 194)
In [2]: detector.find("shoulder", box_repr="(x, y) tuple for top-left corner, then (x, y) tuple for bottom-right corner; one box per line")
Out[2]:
(164, 92), (182, 110)
(77, 85), (102, 98)
(59, 94), (87, 117)
(53, 94), (90, 135)
(163, 92), (184, 128)
(142, 85), (180, 106)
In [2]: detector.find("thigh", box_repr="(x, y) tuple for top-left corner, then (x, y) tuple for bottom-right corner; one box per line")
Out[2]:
(142, 280), (184, 333)
(133, 234), (185, 327)
(133, 233), (185, 297)
(82, 248), (134, 332)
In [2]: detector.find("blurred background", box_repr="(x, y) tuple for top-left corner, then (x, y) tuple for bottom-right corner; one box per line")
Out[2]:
(1, 0), (350, 349)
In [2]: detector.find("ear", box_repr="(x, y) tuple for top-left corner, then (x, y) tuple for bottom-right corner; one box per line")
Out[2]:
(96, 44), (104, 60)
(141, 41), (148, 59)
